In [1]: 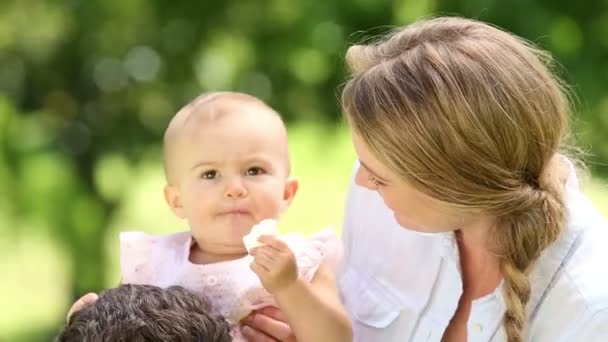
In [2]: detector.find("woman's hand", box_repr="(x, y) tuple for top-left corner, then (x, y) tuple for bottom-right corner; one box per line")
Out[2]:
(66, 292), (99, 322)
(241, 306), (297, 342)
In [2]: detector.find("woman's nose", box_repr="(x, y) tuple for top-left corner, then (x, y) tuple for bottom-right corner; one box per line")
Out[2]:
(354, 166), (374, 190)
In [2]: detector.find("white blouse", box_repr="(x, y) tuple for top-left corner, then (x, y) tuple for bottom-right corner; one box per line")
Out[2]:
(338, 162), (608, 341)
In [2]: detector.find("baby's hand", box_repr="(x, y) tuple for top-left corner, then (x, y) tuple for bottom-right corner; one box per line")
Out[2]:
(249, 235), (298, 294)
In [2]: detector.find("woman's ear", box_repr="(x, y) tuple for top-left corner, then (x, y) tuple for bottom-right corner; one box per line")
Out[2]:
(281, 177), (299, 212)
(164, 184), (186, 219)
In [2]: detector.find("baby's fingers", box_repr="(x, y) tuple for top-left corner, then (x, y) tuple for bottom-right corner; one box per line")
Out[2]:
(250, 259), (269, 276)
(257, 235), (290, 252)
(252, 252), (276, 272)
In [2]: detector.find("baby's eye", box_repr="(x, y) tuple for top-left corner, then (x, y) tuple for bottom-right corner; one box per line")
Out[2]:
(246, 167), (265, 176)
(201, 170), (217, 179)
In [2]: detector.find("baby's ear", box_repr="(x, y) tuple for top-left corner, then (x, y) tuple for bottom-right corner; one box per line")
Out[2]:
(281, 177), (299, 212)
(164, 184), (186, 219)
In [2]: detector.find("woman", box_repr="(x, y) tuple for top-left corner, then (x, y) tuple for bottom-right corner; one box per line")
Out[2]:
(241, 16), (608, 341)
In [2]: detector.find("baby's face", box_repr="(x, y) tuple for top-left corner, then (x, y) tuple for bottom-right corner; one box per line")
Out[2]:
(168, 107), (295, 251)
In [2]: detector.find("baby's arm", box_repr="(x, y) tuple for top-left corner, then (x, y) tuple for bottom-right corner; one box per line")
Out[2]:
(275, 263), (352, 342)
(250, 235), (352, 342)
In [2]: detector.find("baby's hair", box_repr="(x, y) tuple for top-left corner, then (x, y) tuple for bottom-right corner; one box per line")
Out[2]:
(177, 91), (276, 119)
(342, 16), (572, 342)
(57, 284), (231, 342)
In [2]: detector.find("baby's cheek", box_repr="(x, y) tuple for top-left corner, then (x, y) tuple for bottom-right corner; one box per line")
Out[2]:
(259, 192), (284, 212)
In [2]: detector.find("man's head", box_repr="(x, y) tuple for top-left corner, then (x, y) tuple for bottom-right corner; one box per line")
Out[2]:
(57, 284), (231, 342)
(162, 92), (298, 253)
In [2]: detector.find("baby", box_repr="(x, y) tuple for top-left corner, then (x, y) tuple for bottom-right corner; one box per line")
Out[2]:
(120, 92), (352, 341)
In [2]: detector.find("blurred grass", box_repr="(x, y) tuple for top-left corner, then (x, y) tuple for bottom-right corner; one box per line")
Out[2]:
(1, 124), (607, 341)
(583, 177), (608, 214)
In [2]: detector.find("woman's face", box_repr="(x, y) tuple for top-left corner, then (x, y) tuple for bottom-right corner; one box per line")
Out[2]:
(351, 132), (463, 233)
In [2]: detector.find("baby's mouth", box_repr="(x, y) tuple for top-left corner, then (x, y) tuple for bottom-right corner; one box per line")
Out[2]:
(219, 209), (251, 216)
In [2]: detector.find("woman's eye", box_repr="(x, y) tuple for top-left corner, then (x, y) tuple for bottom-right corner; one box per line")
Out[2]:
(246, 167), (265, 176)
(201, 170), (217, 179)
(368, 175), (386, 187)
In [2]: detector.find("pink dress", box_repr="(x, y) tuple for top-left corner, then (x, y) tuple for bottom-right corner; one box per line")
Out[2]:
(120, 229), (341, 341)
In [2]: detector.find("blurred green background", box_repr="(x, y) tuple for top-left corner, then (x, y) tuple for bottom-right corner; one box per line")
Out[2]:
(1, 0), (607, 340)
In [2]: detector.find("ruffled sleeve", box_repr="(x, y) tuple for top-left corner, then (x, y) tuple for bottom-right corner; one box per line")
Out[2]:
(120, 230), (191, 287)
(120, 231), (158, 285)
(284, 229), (343, 283)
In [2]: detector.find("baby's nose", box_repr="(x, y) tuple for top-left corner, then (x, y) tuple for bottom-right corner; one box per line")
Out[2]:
(224, 178), (247, 199)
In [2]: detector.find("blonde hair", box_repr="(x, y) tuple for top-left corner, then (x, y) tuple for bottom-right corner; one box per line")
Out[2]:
(341, 17), (572, 341)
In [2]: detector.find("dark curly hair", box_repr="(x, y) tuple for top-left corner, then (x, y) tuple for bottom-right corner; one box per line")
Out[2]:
(56, 284), (232, 342)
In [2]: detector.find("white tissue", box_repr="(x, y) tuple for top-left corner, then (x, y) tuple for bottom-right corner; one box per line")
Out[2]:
(243, 219), (279, 252)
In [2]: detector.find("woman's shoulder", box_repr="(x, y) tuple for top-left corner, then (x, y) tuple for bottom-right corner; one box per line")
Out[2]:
(559, 181), (608, 303)
(536, 204), (608, 311)
(561, 216), (608, 306)
(529, 192), (608, 339)
(531, 246), (608, 340)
